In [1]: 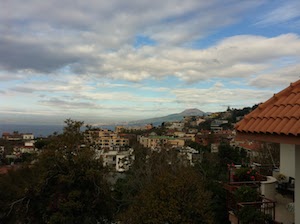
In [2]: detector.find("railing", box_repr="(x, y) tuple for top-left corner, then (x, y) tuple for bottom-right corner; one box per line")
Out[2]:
(237, 197), (276, 221)
(224, 165), (280, 223)
(223, 181), (278, 223)
(223, 182), (261, 212)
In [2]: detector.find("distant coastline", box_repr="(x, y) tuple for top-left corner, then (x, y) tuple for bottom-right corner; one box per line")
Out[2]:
(0, 124), (63, 137)
(0, 124), (117, 137)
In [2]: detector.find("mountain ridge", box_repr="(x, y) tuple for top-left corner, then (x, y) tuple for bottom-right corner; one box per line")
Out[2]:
(128, 108), (206, 126)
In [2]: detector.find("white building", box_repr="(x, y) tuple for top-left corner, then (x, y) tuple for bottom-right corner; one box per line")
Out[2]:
(23, 133), (34, 140)
(99, 148), (135, 172)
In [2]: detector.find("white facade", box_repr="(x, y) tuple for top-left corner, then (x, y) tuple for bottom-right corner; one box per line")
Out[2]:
(25, 141), (35, 147)
(116, 150), (135, 172)
(295, 145), (300, 224)
(99, 148), (135, 172)
(168, 122), (184, 130)
(211, 143), (219, 153)
(280, 143), (300, 224)
(23, 133), (34, 140)
(280, 143), (295, 178)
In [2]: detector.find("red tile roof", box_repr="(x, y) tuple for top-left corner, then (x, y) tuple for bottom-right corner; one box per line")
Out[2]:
(236, 79), (300, 137)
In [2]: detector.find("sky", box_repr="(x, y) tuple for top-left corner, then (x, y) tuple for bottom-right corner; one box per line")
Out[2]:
(1, 0), (300, 125)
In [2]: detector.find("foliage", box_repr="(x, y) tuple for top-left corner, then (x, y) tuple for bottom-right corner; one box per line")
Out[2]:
(0, 119), (114, 224)
(34, 138), (50, 150)
(116, 149), (214, 224)
(230, 105), (257, 123)
(198, 119), (212, 130)
(234, 186), (260, 203)
(252, 143), (280, 169)
(234, 167), (259, 182)
(185, 140), (210, 152)
(238, 206), (272, 224)
(218, 144), (248, 167)
(20, 152), (37, 163)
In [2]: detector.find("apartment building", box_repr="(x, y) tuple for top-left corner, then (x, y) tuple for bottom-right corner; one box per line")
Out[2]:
(139, 135), (184, 149)
(85, 129), (129, 149)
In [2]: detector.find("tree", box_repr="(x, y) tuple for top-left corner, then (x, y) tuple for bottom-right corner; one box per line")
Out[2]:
(218, 144), (246, 167)
(117, 149), (214, 224)
(0, 119), (114, 224)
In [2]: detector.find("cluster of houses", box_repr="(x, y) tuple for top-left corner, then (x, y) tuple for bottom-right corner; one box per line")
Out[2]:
(84, 128), (134, 172)
(1, 132), (37, 159)
(87, 113), (267, 172)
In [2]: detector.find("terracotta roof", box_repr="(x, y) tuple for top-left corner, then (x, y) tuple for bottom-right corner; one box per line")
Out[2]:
(236, 79), (300, 137)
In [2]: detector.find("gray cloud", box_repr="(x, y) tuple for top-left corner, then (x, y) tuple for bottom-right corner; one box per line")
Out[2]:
(0, 0), (263, 74)
(39, 98), (101, 109)
(10, 86), (34, 93)
(0, 73), (24, 81)
(0, 36), (80, 73)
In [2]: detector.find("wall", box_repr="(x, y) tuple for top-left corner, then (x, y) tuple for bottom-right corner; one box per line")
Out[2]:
(295, 145), (300, 224)
(280, 144), (295, 178)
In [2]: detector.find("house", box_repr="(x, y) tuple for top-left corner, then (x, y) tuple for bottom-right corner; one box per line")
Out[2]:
(85, 129), (129, 149)
(98, 148), (134, 172)
(2, 132), (22, 141)
(235, 80), (300, 223)
(22, 133), (34, 140)
(177, 146), (202, 166)
(210, 119), (228, 131)
(139, 135), (185, 149)
(166, 121), (184, 131)
(2, 132), (34, 141)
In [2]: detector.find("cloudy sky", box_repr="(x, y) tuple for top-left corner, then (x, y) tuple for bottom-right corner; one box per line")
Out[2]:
(1, 0), (300, 125)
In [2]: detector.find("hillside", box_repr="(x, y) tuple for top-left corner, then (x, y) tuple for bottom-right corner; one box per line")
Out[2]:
(128, 108), (206, 126)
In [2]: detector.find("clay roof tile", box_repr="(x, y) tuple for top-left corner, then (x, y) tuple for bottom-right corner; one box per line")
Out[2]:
(274, 95), (288, 106)
(236, 79), (300, 137)
(285, 104), (300, 118)
(265, 118), (282, 134)
(280, 117), (298, 135)
(248, 118), (263, 132)
(278, 105), (294, 118)
(262, 105), (278, 118)
(289, 119), (300, 134)
(240, 117), (256, 131)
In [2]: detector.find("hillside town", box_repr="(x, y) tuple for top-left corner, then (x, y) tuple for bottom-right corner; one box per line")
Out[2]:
(0, 81), (298, 224)
(0, 105), (258, 173)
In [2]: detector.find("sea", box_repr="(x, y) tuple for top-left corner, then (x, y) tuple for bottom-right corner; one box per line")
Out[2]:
(0, 124), (116, 137)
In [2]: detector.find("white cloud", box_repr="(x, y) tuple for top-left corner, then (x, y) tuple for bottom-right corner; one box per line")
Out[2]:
(256, 1), (300, 26)
(248, 64), (300, 88)
(172, 86), (273, 111)
(87, 34), (300, 83)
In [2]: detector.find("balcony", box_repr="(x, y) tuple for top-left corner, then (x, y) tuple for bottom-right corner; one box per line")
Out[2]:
(224, 165), (281, 223)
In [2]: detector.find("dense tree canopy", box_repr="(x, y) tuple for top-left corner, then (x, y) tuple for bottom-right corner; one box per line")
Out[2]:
(116, 149), (214, 224)
(0, 119), (114, 224)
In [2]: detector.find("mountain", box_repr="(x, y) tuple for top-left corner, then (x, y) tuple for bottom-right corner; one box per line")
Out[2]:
(128, 108), (206, 126)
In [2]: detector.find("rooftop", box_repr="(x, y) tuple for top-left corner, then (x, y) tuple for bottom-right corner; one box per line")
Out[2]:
(236, 80), (300, 144)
